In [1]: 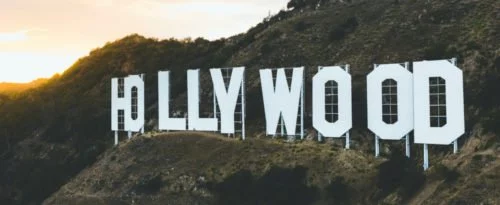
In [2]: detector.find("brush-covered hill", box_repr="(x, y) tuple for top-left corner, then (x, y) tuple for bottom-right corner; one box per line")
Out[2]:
(44, 132), (382, 205)
(0, 78), (49, 94)
(0, 0), (499, 204)
(43, 132), (500, 205)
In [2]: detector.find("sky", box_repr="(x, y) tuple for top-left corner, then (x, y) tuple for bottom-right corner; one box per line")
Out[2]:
(0, 0), (289, 83)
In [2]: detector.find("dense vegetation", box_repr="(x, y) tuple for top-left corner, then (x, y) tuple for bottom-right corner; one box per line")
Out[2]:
(0, 0), (498, 204)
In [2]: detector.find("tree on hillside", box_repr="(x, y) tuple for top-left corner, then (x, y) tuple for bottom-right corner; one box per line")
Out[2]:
(287, 0), (325, 10)
(287, 0), (306, 9)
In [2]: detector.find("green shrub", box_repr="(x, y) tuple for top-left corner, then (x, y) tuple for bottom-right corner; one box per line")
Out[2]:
(329, 17), (359, 41)
(294, 21), (312, 32)
(376, 149), (425, 201)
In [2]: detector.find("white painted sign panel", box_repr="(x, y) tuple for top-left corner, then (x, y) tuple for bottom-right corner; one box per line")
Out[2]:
(312, 66), (352, 137)
(413, 60), (465, 145)
(260, 67), (304, 136)
(158, 71), (187, 131)
(367, 64), (413, 140)
(111, 74), (144, 132)
(210, 67), (245, 134)
(187, 69), (218, 131)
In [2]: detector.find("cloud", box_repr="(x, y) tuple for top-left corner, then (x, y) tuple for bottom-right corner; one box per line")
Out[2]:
(0, 29), (47, 43)
(75, 0), (114, 8)
(0, 30), (28, 43)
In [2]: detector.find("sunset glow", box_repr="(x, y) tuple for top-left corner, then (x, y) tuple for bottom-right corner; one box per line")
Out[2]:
(0, 0), (288, 83)
(0, 52), (81, 82)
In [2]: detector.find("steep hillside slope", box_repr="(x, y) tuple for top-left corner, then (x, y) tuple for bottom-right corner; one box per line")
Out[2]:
(44, 132), (500, 205)
(410, 132), (500, 205)
(42, 132), (389, 205)
(0, 0), (498, 204)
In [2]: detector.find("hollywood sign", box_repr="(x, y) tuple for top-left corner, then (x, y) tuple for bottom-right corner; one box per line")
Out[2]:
(111, 59), (464, 170)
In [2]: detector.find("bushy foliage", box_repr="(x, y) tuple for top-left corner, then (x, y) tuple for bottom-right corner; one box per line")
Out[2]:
(376, 149), (425, 202)
(429, 163), (460, 184)
(329, 17), (359, 41)
(287, 0), (327, 9)
(211, 167), (318, 205)
(294, 21), (313, 32)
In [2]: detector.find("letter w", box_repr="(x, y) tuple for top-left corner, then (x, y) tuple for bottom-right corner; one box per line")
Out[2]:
(259, 67), (304, 136)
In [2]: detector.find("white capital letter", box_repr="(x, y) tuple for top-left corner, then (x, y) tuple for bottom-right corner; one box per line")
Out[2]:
(260, 67), (304, 135)
(188, 69), (217, 131)
(413, 60), (464, 145)
(111, 75), (144, 132)
(367, 64), (413, 140)
(158, 71), (186, 131)
(210, 67), (244, 134)
(312, 66), (352, 137)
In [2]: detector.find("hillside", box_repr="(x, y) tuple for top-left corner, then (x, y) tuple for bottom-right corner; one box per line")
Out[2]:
(0, 0), (499, 204)
(44, 132), (500, 205)
(44, 132), (382, 205)
(0, 78), (49, 94)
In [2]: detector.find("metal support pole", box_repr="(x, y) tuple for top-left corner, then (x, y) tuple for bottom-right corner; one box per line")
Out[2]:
(423, 144), (429, 170)
(453, 140), (458, 154)
(114, 131), (118, 146)
(405, 62), (411, 159)
(345, 65), (350, 149)
(345, 132), (350, 149)
(280, 117), (284, 136)
(128, 131), (132, 139)
(405, 134), (410, 158)
(140, 74), (145, 135)
(451, 57), (457, 65)
(451, 58), (458, 155)
(213, 81), (218, 135)
(300, 68), (305, 140)
(241, 69), (246, 140)
(317, 66), (322, 142)
(373, 64), (379, 157)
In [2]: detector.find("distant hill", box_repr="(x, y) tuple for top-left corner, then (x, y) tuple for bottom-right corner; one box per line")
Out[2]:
(0, 78), (49, 94)
(0, 0), (498, 204)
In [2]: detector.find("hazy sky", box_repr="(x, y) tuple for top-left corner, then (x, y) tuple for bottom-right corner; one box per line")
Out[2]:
(0, 0), (289, 82)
